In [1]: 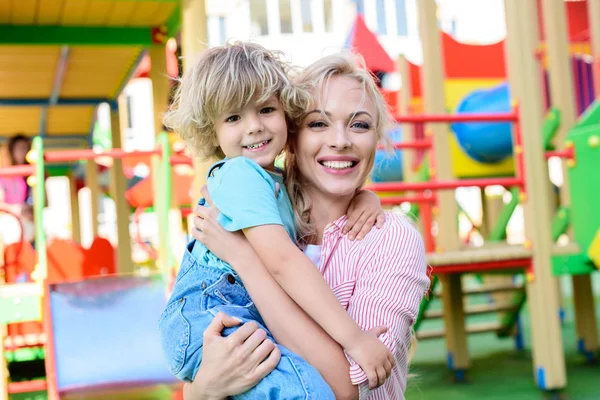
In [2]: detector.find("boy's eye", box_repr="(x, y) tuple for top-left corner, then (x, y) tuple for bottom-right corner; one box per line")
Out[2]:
(351, 121), (370, 131)
(260, 107), (275, 114)
(225, 115), (240, 123)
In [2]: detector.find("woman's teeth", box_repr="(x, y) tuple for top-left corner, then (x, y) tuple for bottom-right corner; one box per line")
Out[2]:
(245, 140), (269, 149)
(321, 161), (355, 169)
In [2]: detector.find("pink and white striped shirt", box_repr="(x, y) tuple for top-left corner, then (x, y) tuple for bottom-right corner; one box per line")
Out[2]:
(315, 212), (430, 400)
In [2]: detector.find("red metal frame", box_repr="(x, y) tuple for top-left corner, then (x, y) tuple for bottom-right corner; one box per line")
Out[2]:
(377, 140), (432, 150)
(366, 177), (524, 193)
(379, 193), (436, 206)
(44, 149), (162, 163)
(7, 380), (47, 394)
(433, 258), (531, 274)
(43, 281), (59, 400)
(170, 155), (193, 166)
(394, 112), (519, 124)
(545, 148), (575, 160)
(420, 201), (435, 253)
(0, 164), (35, 177)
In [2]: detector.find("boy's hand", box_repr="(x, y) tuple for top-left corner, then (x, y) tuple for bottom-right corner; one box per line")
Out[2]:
(344, 190), (385, 240)
(345, 328), (395, 389)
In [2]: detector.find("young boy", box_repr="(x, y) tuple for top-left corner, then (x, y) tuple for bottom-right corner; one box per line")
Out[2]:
(159, 42), (391, 399)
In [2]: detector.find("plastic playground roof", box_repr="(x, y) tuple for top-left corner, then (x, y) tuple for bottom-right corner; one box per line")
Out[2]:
(0, 0), (181, 147)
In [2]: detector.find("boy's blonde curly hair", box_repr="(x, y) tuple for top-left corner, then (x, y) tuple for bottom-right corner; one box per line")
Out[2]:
(163, 41), (311, 160)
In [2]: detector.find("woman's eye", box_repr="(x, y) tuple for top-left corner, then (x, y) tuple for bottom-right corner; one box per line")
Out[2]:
(351, 121), (370, 131)
(308, 121), (327, 129)
(260, 107), (275, 114)
(225, 115), (240, 123)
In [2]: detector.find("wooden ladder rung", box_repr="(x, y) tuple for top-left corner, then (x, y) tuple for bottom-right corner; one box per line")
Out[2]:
(424, 303), (519, 319)
(7, 380), (47, 394)
(416, 321), (504, 340)
(433, 283), (524, 297)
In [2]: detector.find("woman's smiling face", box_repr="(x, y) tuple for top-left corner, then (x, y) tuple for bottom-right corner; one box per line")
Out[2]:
(295, 75), (378, 201)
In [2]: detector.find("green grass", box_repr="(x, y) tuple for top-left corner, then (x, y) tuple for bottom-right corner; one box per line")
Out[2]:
(406, 300), (600, 400)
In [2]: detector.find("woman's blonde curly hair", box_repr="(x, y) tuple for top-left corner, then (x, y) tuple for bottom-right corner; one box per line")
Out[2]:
(163, 41), (311, 160)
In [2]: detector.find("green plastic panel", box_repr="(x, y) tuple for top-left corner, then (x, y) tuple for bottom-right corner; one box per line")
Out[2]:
(566, 124), (600, 255)
(552, 252), (596, 276)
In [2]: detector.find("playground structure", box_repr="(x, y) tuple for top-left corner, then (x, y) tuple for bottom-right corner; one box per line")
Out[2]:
(356, 0), (600, 395)
(0, 1), (191, 398)
(1, 0), (600, 399)
(0, 134), (183, 398)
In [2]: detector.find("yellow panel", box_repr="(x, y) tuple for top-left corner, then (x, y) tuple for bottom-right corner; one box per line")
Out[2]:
(10, 0), (37, 24)
(0, 1), (11, 24)
(440, 79), (515, 179)
(37, 0), (65, 25)
(0, 46), (59, 98)
(0, 107), (42, 136)
(60, 46), (141, 98)
(60, 0), (90, 25)
(47, 106), (95, 135)
(105, 1), (136, 26)
(152, 3), (178, 25)
(589, 228), (600, 268)
(83, 0), (114, 26)
(444, 79), (505, 111)
(127, 2), (161, 27)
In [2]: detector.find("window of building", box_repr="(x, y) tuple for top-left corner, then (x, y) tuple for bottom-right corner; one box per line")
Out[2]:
(218, 16), (226, 44)
(250, 0), (268, 36)
(396, 0), (407, 36)
(376, 0), (387, 35)
(280, 0), (293, 33)
(356, 0), (365, 15)
(300, 0), (313, 32)
(323, 0), (333, 32)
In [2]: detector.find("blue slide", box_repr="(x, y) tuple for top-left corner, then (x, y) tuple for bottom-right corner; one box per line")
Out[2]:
(450, 82), (514, 164)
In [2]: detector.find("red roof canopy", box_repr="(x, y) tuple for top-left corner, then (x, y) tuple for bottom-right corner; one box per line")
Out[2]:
(346, 15), (395, 73)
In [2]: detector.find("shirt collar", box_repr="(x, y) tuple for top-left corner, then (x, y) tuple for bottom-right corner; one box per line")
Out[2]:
(324, 214), (349, 235)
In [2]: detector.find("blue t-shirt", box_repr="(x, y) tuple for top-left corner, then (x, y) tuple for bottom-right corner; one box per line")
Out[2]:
(191, 157), (296, 274)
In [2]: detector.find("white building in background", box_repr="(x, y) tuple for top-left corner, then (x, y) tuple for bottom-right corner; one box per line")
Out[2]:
(205, 0), (420, 70)
(203, 0), (507, 69)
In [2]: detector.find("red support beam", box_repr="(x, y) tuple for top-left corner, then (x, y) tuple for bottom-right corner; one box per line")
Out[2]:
(0, 164), (35, 177)
(365, 177), (524, 193)
(394, 112), (519, 124)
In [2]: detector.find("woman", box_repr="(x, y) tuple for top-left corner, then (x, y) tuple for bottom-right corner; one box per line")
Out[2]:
(186, 54), (429, 399)
(0, 134), (35, 243)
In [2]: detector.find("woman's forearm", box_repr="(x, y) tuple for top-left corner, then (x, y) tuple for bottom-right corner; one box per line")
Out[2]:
(231, 248), (358, 399)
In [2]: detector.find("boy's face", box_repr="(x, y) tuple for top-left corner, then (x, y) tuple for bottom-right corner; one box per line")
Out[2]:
(215, 95), (287, 170)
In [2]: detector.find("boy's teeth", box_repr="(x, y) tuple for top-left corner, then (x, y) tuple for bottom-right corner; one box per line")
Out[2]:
(322, 161), (354, 169)
(246, 140), (268, 149)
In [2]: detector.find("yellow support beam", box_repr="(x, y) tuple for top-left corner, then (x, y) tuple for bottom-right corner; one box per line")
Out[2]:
(109, 107), (134, 274)
(504, 0), (566, 390)
(417, 0), (468, 375)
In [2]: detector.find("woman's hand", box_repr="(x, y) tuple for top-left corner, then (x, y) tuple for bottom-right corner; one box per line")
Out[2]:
(343, 190), (385, 240)
(183, 312), (281, 400)
(192, 186), (252, 266)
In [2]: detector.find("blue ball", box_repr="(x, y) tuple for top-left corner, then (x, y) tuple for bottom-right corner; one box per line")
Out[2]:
(451, 82), (514, 164)
(371, 128), (403, 182)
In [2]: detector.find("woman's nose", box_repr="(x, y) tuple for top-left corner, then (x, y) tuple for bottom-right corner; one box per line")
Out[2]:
(329, 124), (351, 149)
